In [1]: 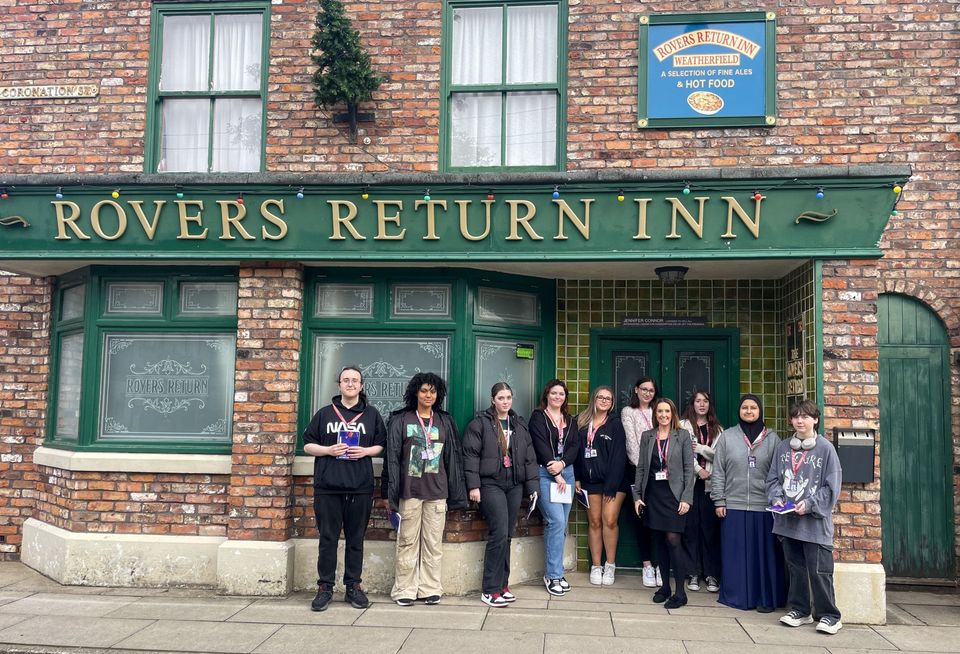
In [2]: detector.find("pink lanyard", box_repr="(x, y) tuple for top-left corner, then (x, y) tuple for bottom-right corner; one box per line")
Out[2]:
(587, 417), (606, 448)
(548, 412), (566, 456)
(639, 408), (653, 432)
(790, 450), (808, 475)
(415, 411), (434, 445)
(656, 435), (670, 467)
(742, 427), (767, 451)
(332, 405), (363, 429)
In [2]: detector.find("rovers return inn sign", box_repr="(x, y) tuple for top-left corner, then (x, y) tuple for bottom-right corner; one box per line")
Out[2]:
(0, 177), (900, 264)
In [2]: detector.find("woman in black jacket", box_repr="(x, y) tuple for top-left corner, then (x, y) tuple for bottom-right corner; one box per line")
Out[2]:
(463, 382), (538, 608)
(381, 372), (467, 606)
(574, 385), (627, 586)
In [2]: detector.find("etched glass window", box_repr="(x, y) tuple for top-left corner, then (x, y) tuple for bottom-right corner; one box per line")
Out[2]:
(613, 352), (650, 413)
(99, 333), (236, 441)
(106, 282), (164, 315)
(179, 282), (238, 316)
(676, 351), (714, 410)
(55, 333), (84, 441)
(391, 284), (452, 319)
(475, 287), (539, 326)
(315, 283), (374, 317)
(475, 338), (536, 417)
(61, 284), (85, 321)
(312, 335), (450, 415)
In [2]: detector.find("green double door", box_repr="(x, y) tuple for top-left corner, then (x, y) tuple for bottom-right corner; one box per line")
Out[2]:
(591, 329), (739, 568)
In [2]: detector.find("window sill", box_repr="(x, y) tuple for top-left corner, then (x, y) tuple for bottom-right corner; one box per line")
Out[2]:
(33, 446), (232, 474)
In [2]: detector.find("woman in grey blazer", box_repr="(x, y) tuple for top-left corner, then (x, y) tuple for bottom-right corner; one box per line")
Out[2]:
(633, 398), (695, 609)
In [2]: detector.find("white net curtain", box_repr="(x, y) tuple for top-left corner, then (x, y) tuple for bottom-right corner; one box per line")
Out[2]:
(158, 13), (262, 172)
(450, 4), (558, 167)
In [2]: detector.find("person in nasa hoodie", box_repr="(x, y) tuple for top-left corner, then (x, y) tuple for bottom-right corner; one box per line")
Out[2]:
(302, 366), (387, 613)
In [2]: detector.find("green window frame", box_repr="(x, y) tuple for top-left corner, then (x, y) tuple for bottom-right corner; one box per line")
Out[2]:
(440, 0), (568, 172)
(299, 269), (556, 449)
(46, 267), (240, 454)
(144, 2), (270, 173)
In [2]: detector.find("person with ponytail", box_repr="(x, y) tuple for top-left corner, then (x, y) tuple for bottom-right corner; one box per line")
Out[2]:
(767, 399), (843, 634)
(710, 394), (785, 613)
(302, 366), (387, 612)
(463, 382), (539, 607)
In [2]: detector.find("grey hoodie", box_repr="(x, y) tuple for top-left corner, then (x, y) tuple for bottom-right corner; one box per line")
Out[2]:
(709, 425), (780, 511)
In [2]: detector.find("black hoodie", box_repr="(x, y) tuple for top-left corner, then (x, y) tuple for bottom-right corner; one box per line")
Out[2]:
(302, 396), (387, 494)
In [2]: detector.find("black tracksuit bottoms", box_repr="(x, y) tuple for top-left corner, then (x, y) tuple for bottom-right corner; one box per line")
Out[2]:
(314, 492), (373, 588)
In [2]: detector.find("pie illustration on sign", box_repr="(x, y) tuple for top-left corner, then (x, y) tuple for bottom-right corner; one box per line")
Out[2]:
(687, 91), (724, 115)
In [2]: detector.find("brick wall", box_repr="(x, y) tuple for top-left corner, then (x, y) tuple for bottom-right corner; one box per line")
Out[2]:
(0, 273), (50, 560)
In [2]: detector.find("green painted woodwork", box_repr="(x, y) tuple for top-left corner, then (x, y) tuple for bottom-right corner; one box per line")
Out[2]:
(878, 294), (953, 579)
(143, 2), (271, 174)
(0, 178), (900, 263)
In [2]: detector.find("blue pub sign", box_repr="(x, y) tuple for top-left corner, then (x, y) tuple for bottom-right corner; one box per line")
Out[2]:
(638, 11), (777, 129)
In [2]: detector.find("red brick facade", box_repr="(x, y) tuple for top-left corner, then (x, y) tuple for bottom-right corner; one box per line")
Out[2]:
(0, 1), (956, 571)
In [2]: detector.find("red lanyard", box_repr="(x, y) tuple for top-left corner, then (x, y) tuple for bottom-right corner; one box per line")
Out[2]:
(415, 411), (434, 444)
(639, 408), (652, 432)
(790, 450), (808, 475)
(548, 411), (566, 451)
(587, 416), (607, 448)
(742, 427), (767, 451)
(332, 404), (363, 429)
(656, 435), (670, 466)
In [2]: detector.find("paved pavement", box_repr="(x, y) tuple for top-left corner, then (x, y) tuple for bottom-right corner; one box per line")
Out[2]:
(0, 562), (958, 653)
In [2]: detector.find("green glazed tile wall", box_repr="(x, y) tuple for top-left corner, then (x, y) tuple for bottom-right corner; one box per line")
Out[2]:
(556, 267), (816, 570)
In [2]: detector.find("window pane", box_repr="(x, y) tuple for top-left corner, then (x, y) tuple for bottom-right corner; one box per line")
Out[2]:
(159, 98), (210, 173)
(475, 287), (539, 326)
(61, 284), (85, 321)
(676, 351), (714, 410)
(315, 284), (374, 317)
(160, 14), (210, 91)
(613, 352), (649, 413)
(55, 333), (84, 441)
(450, 92), (501, 167)
(475, 338), (536, 417)
(106, 282), (164, 315)
(506, 4), (558, 83)
(179, 282), (238, 316)
(391, 284), (452, 318)
(99, 333), (235, 441)
(312, 335), (450, 415)
(213, 13), (262, 91)
(452, 6), (501, 85)
(212, 98), (262, 172)
(506, 91), (556, 166)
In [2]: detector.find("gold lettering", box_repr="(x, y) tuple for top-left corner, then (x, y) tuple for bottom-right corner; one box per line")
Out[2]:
(128, 200), (166, 240)
(720, 195), (761, 239)
(374, 200), (406, 240)
(327, 200), (365, 240)
(505, 200), (543, 241)
(260, 199), (287, 240)
(456, 200), (491, 241)
(665, 196), (708, 239)
(217, 200), (255, 241)
(90, 200), (127, 240)
(414, 199), (447, 240)
(554, 198), (592, 240)
(52, 201), (89, 240)
(633, 198), (652, 240)
(176, 200), (208, 240)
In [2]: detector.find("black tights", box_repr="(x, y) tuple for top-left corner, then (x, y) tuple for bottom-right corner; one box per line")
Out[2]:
(654, 530), (690, 598)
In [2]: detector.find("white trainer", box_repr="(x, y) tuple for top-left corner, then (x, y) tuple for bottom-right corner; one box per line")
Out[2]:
(642, 565), (657, 588)
(655, 566), (662, 586)
(602, 563), (616, 586)
(687, 575), (700, 591)
(589, 565), (603, 585)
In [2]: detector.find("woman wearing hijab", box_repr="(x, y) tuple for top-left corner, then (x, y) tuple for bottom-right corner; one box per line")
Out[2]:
(709, 394), (785, 612)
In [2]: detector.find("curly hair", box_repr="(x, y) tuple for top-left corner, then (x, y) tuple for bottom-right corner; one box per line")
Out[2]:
(402, 372), (447, 411)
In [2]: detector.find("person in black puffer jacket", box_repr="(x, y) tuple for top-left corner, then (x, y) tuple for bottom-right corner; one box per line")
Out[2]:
(380, 372), (467, 606)
(462, 382), (539, 608)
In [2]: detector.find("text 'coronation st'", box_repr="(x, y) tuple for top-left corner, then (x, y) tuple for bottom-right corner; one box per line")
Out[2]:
(49, 195), (764, 243)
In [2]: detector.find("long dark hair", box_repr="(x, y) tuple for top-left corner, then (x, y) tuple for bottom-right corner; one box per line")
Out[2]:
(337, 365), (368, 405)
(538, 378), (570, 416)
(628, 376), (658, 409)
(402, 372), (447, 412)
(681, 389), (722, 442)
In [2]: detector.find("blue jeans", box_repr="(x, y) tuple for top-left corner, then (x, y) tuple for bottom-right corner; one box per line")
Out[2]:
(539, 465), (574, 579)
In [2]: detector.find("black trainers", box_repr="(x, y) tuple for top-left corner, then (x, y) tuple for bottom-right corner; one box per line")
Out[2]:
(311, 583), (332, 612)
(395, 597), (414, 606)
(780, 610), (814, 627)
(345, 584), (370, 609)
(558, 577), (571, 593)
(543, 576), (564, 596)
(664, 594), (688, 609)
(816, 616), (843, 634)
(422, 595), (441, 605)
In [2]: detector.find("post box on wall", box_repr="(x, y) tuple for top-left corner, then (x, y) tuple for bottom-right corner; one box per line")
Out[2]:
(832, 428), (876, 483)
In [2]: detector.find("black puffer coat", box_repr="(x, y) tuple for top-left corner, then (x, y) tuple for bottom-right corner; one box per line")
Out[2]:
(462, 407), (538, 496)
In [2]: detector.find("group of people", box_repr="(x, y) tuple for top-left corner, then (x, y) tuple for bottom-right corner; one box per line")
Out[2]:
(303, 367), (844, 635)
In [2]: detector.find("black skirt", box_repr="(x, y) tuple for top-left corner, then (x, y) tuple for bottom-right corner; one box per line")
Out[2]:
(642, 446), (686, 533)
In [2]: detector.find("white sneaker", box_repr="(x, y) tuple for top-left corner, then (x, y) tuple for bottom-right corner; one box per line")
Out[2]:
(780, 610), (814, 627)
(589, 565), (603, 586)
(655, 566), (662, 586)
(642, 565), (657, 588)
(602, 563), (616, 586)
(816, 616), (843, 634)
(687, 575), (700, 592)
(706, 576), (720, 592)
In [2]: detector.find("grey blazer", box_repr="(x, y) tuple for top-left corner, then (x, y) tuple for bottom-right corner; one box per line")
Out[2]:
(633, 428), (695, 506)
